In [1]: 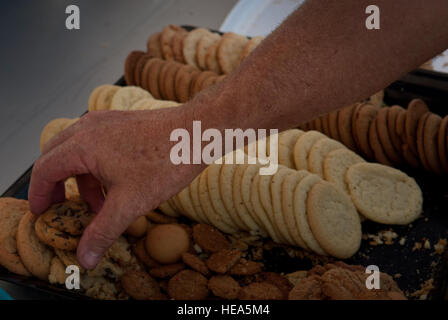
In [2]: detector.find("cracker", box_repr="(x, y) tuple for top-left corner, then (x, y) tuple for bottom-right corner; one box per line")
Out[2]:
(146, 32), (163, 58)
(196, 33), (221, 70)
(160, 25), (184, 60)
(183, 28), (211, 68)
(95, 85), (120, 111)
(337, 104), (357, 151)
(219, 164), (249, 230)
(278, 129), (304, 169)
(281, 170), (310, 249)
(293, 130), (326, 170)
(0, 198), (30, 276)
(406, 98), (429, 155)
(323, 148), (365, 193)
(307, 181), (362, 258)
(205, 43), (221, 74)
(423, 113), (443, 174)
(239, 36), (264, 62)
(17, 212), (54, 280)
(217, 33), (249, 74)
(293, 174), (327, 255)
(110, 86), (152, 110)
(307, 138), (345, 177)
(271, 167), (300, 245)
(198, 167), (237, 233)
(346, 163), (422, 224)
(124, 50), (144, 85)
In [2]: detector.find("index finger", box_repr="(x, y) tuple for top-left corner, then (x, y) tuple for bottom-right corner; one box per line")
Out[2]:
(29, 139), (90, 214)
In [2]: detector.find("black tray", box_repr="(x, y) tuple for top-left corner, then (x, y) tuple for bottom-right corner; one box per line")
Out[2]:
(1, 27), (448, 300)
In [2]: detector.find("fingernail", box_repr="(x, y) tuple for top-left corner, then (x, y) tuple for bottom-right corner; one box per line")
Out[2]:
(81, 250), (101, 269)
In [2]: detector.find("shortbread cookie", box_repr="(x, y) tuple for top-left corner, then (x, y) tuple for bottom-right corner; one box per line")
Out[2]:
(369, 118), (393, 166)
(406, 99), (429, 155)
(278, 129), (304, 169)
(110, 86), (152, 110)
(35, 215), (79, 250)
(17, 212), (54, 280)
(307, 138), (345, 177)
(416, 112), (431, 171)
(183, 28), (211, 68)
(239, 36), (264, 62)
(293, 131), (326, 170)
(199, 167), (237, 233)
(171, 28), (188, 63)
(196, 33), (221, 70)
(293, 174), (327, 255)
(232, 164), (265, 235)
(41, 200), (92, 236)
(337, 104), (357, 151)
(124, 51), (145, 85)
(160, 25), (185, 61)
(205, 44), (221, 74)
(250, 173), (281, 242)
(189, 175), (210, 223)
(438, 116), (448, 172)
(323, 148), (365, 193)
(352, 103), (378, 159)
(423, 113), (443, 174)
(270, 167), (299, 245)
(219, 164), (248, 230)
(95, 85), (120, 111)
(307, 181), (362, 259)
(281, 170), (310, 249)
(377, 107), (403, 164)
(346, 163), (422, 224)
(146, 32), (163, 58)
(0, 198), (31, 276)
(217, 33), (249, 74)
(134, 53), (154, 87)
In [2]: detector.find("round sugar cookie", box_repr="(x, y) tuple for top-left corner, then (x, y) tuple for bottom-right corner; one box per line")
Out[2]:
(110, 86), (152, 110)
(438, 116), (448, 172)
(395, 108), (407, 141)
(293, 131), (326, 170)
(328, 110), (341, 141)
(241, 164), (266, 230)
(134, 53), (154, 87)
(239, 36), (264, 62)
(205, 44), (221, 74)
(401, 143), (421, 168)
(148, 100), (180, 110)
(160, 25), (185, 61)
(307, 138), (345, 178)
(406, 99), (429, 155)
(191, 71), (217, 98)
(377, 107), (403, 164)
(177, 186), (200, 222)
(40, 118), (74, 152)
(189, 175), (209, 223)
(124, 51), (144, 85)
(270, 167), (299, 245)
(219, 164), (249, 230)
(321, 114), (331, 137)
(158, 61), (174, 100)
(217, 33), (249, 74)
(369, 118), (393, 166)
(416, 112), (431, 171)
(250, 173), (281, 242)
(183, 28), (212, 68)
(281, 170), (310, 249)
(88, 84), (115, 112)
(199, 167), (236, 233)
(352, 103), (378, 160)
(159, 200), (180, 218)
(130, 98), (155, 111)
(345, 163), (423, 225)
(337, 104), (357, 151)
(207, 163), (239, 230)
(171, 28), (188, 63)
(307, 181), (362, 259)
(423, 113), (443, 174)
(95, 85), (120, 111)
(233, 164), (266, 235)
(293, 175), (327, 255)
(278, 129), (304, 169)
(323, 148), (365, 193)
(387, 106), (405, 155)
(146, 58), (165, 99)
(163, 62), (183, 101)
(146, 32), (163, 58)
(176, 69), (197, 103)
(196, 33), (221, 70)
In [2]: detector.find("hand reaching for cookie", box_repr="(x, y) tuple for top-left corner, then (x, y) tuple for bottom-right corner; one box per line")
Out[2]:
(29, 108), (205, 269)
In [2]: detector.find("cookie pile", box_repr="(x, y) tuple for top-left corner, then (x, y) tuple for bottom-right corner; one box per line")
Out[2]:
(299, 98), (448, 174)
(124, 55), (226, 102)
(145, 25), (264, 75)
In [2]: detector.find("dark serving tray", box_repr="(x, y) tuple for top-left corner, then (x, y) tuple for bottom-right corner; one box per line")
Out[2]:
(1, 27), (448, 300)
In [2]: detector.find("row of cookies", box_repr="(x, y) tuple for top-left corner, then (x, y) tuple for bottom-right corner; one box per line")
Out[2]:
(299, 99), (448, 174)
(146, 25), (264, 74)
(124, 55), (226, 102)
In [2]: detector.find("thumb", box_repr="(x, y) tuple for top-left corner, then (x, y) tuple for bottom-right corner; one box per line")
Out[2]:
(76, 188), (143, 269)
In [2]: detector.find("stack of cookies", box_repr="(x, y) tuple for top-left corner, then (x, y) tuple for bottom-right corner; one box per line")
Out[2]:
(145, 25), (264, 75)
(299, 98), (448, 174)
(124, 55), (226, 102)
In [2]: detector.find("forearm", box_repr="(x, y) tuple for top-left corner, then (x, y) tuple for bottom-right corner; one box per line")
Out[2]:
(192, 0), (448, 134)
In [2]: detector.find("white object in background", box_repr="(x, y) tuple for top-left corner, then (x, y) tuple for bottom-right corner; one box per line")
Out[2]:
(220, 0), (304, 37)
